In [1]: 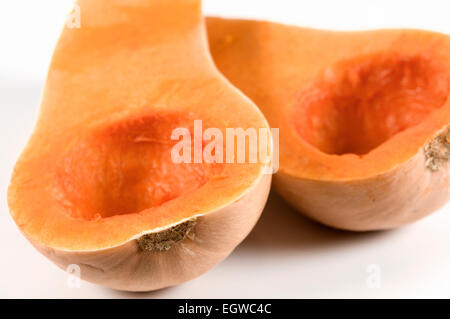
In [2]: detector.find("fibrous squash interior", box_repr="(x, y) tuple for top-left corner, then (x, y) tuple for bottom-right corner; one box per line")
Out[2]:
(55, 113), (221, 221)
(294, 53), (450, 155)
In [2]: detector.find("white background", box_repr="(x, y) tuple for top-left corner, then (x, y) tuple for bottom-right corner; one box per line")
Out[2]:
(1, 0), (449, 298)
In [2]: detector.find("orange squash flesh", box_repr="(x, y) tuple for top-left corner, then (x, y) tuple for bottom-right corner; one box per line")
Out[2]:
(8, 1), (272, 291)
(207, 18), (450, 230)
(294, 53), (449, 156)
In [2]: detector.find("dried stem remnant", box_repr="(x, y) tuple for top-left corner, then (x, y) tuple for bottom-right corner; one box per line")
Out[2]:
(137, 219), (197, 252)
(425, 128), (450, 171)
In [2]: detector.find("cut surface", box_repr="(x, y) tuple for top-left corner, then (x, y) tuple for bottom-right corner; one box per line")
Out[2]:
(207, 18), (450, 179)
(56, 113), (221, 221)
(294, 53), (450, 156)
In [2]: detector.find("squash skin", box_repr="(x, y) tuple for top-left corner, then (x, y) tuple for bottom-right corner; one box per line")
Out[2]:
(207, 18), (450, 231)
(275, 132), (449, 230)
(29, 173), (271, 292)
(8, 1), (273, 291)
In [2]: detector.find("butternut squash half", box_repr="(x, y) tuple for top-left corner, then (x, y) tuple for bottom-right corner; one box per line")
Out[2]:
(207, 18), (450, 231)
(7, 1), (272, 291)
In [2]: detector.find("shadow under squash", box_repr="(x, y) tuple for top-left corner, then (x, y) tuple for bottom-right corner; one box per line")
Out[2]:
(239, 191), (393, 253)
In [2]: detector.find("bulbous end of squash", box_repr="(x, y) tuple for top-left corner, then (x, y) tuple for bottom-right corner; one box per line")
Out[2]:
(8, 1), (273, 291)
(208, 17), (450, 231)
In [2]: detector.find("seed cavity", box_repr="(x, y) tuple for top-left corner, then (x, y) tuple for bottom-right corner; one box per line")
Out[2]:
(137, 219), (197, 252)
(424, 128), (450, 171)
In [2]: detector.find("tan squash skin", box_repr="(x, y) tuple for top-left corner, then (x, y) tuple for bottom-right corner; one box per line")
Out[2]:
(30, 173), (271, 292)
(275, 139), (449, 230)
(8, 1), (272, 291)
(207, 18), (450, 231)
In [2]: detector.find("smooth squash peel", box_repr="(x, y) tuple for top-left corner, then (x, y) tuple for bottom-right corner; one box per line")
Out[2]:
(7, 1), (272, 291)
(207, 18), (450, 231)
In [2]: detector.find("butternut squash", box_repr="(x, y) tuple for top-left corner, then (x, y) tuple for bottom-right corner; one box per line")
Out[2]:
(7, 2), (272, 291)
(207, 18), (450, 231)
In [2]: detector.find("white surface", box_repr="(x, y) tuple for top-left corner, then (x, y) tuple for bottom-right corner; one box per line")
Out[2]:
(1, 0), (450, 299)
